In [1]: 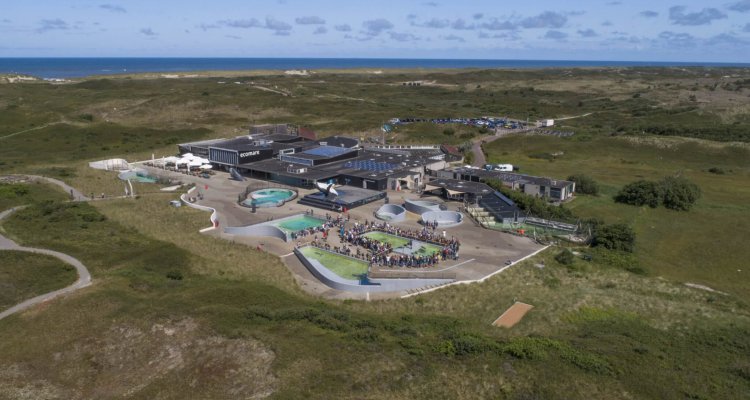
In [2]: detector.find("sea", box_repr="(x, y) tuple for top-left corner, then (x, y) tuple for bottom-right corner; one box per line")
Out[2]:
(0, 58), (747, 79)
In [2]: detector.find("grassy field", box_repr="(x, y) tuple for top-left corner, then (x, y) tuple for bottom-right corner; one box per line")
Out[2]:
(299, 246), (369, 280)
(483, 134), (750, 301)
(0, 198), (747, 399)
(0, 251), (78, 310)
(1, 69), (750, 398)
(0, 181), (68, 211)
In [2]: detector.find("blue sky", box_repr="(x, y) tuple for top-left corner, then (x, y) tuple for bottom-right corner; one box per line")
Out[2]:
(1, 0), (749, 61)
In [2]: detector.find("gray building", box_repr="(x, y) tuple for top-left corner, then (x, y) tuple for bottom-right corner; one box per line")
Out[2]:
(432, 167), (575, 202)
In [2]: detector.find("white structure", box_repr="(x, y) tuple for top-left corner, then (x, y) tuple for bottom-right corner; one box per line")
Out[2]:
(88, 158), (130, 171)
(316, 182), (339, 197)
(541, 119), (555, 127)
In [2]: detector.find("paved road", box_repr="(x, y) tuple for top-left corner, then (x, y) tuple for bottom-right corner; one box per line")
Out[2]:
(471, 131), (507, 167)
(0, 207), (93, 321)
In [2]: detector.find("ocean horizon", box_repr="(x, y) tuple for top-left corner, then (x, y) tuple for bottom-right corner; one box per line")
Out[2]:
(0, 57), (748, 79)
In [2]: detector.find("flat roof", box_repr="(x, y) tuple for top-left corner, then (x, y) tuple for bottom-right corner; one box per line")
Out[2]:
(451, 167), (573, 189)
(302, 145), (357, 158)
(426, 178), (494, 195)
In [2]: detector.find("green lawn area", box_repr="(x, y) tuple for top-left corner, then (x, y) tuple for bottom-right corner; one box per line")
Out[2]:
(362, 231), (410, 248)
(0, 251), (77, 310)
(363, 231), (442, 256)
(299, 246), (369, 280)
(411, 242), (443, 256)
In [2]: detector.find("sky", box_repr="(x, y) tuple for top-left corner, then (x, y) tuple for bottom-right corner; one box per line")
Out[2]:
(1, 0), (749, 62)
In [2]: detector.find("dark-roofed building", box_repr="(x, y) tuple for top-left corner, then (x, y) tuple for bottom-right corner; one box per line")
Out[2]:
(178, 138), (227, 158)
(432, 167), (575, 202)
(423, 178), (525, 224)
(206, 136), (310, 168)
(316, 135), (359, 149)
(424, 178), (494, 202)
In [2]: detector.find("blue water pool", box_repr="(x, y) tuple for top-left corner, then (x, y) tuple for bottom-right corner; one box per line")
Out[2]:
(241, 188), (296, 208)
(273, 215), (325, 232)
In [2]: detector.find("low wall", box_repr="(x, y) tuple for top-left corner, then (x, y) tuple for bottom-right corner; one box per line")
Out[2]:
(420, 210), (464, 228)
(180, 188), (218, 231)
(403, 199), (442, 215)
(374, 204), (406, 222)
(295, 246), (453, 293)
(224, 224), (288, 242)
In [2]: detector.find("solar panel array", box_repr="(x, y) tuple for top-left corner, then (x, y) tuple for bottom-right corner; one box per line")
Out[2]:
(303, 146), (353, 157)
(344, 160), (400, 172)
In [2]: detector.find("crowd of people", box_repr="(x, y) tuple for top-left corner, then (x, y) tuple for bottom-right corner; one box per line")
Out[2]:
(309, 238), (442, 268)
(288, 212), (346, 241)
(326, 219), (461, 268)
(342, 219), (462, 249)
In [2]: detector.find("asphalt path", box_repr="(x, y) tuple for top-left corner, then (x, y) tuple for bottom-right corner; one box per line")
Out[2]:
(0, 176), (93, 321)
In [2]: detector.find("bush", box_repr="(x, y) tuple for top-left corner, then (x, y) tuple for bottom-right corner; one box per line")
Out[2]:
(555, 249), (575, 265)
(707, 167), (725, 175)
(615, 177), (700, 211)
(660, 176), (701, 211)
(567, 174), (599, 195)
(615, 180), (662, 208)
(442, 128), (455, 136)
(593, 223), (636, 253)
(166, 271), (183, 280)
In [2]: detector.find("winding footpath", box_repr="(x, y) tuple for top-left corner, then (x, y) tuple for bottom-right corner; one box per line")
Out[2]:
(0, 175), (93, 321)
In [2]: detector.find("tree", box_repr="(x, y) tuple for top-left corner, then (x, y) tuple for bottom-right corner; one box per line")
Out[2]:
(593, 224), (636, 253)
(567, 174), (599, 195)
(660, 176), (701, 211)
(615, 180), (662, 208)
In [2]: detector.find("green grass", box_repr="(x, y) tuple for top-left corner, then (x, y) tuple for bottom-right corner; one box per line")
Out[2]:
(299, 246), (369, 280)
(0, 196), (747, 399)
(363, 231), (410, 248)
(0, 122), (209, 172)
(0, 181), (68, 211)
(2, 69), (750, 398)
(484, 134), (750, 300)
(0, 251), (78, 310)
(363, 231), (442, 256)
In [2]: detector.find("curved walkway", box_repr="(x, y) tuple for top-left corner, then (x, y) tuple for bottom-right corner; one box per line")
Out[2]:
(0, 207), (93, 321)
(4, 174), (90, 201)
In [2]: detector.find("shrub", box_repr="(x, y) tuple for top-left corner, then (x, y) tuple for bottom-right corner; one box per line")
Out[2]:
(166, 271), (183, 280)
(660, 176), (701, 211)
(442, 128), (455, 136)
(593, 223), (636, 253)
(555, 249), (575, 265)
(707, 167), (725, 175)
(615, 180), (662, 208)
(567, 174), (599, 195)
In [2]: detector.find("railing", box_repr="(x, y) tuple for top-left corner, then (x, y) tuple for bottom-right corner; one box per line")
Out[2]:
(368, 269), (456, 280)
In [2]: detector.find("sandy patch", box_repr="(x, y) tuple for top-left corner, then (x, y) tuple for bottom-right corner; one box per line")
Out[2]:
(492, 302), (534, 328)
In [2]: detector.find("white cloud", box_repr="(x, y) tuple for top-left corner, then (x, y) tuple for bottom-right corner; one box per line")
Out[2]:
(295, 16), (325, 25)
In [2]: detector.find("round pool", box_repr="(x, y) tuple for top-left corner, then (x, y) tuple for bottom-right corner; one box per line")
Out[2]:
(375, 204), (406, 222)
(241, 188), (297, 208)
(420, 210), (464, 228)
(118, 169), (157, 183)
(404, 199), (443, 214)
